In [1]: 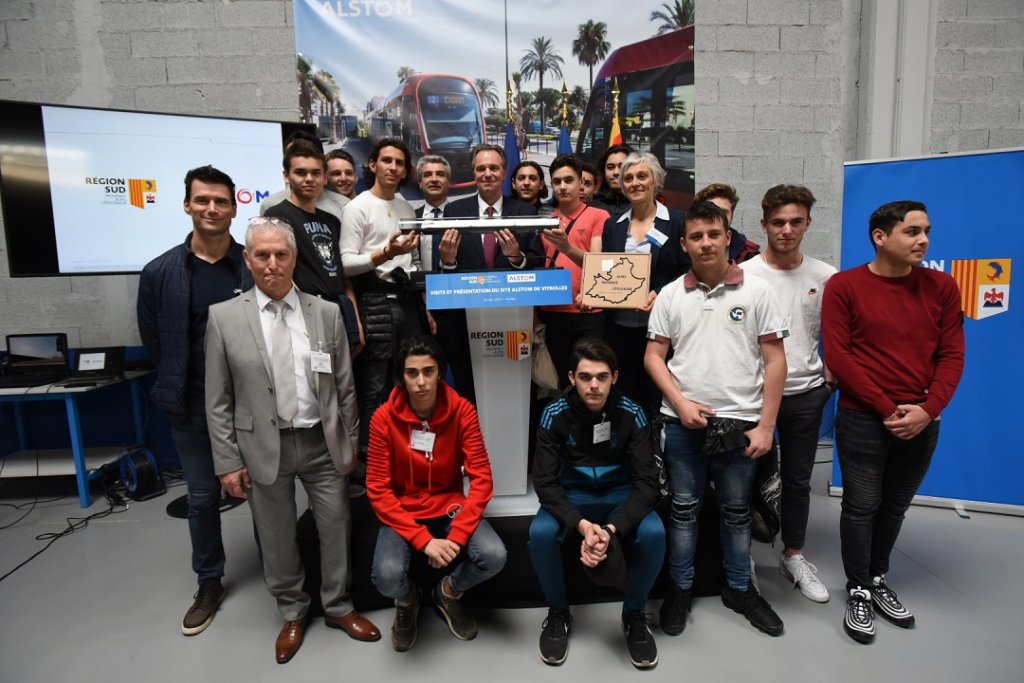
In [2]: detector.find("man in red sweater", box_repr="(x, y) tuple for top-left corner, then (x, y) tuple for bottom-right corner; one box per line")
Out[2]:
(822, 200), (965, 645)
(366, 336), (507, 652)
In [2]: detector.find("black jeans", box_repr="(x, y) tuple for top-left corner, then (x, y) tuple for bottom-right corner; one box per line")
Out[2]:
(354, 299), (422, 454)
(777, 384), (832, 550)
(836, 408), (940, 590)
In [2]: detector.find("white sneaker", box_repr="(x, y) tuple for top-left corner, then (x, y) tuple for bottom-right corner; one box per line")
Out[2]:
(778, 553), (830, 603)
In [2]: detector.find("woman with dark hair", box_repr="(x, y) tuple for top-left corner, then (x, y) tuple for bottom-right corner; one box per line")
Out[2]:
(601, 152), (688, 412)
(366, 336), (507, 652)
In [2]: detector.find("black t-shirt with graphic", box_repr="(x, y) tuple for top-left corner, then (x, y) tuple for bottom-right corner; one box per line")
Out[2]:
(264, 199), (345, 300)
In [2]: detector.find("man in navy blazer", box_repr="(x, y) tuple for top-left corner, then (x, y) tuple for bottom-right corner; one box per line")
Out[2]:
(430, 144), (542, 402)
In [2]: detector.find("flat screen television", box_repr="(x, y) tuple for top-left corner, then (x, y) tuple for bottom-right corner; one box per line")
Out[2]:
(0, 100), (313, 276)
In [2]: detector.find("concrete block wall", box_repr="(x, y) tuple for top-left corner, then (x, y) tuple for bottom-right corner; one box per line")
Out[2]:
(930, 0), (1024, 153)
(695, 0), (859, 265)
(0, 0), (297, 346)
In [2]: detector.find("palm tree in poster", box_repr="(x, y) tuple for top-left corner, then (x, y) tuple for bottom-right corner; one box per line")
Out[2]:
(297, 54), (314, 123)
(650, 0), (695, 34)
(313, 70), (341, 143)
(474, 78), (500, 110)
(512, 71), (526, 148)
(572, 20), (610, 90)
(519, 36), (564, 131)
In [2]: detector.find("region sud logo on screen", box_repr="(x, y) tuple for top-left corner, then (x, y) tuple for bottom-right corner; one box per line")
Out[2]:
(84, 176), (157, 209)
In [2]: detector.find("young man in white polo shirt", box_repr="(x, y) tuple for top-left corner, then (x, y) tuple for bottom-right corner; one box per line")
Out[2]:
(741, 185), (836, 603)
(645, 201), (789, 637)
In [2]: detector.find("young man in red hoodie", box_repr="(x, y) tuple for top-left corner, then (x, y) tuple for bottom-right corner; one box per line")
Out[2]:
(366, 336), (507, 652)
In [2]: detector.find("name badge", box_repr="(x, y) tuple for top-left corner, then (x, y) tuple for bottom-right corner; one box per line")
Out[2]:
(646, 227), (668, 247)
(310, 351), (332, 374)
(593, 421), (611, 444)
(410, 429), (436, 453)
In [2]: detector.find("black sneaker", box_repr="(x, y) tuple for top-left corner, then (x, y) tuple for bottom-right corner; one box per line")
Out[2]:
(539, 607), (572, 665)
(721, 581), (784, 636)
(659, 583), (692, 636)
(844, 587), (876, 644)
(870, 576), (915, 627)
(622, 610), (658, 669)
(432, 579), (477, 640)
(391, 587), (420, 652)
(181, 578), (224, 636)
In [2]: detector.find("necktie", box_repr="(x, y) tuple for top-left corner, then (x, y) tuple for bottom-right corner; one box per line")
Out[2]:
(483, 205), (497, 268)
(432, 207), (442, 218)
(270, 300), (298, 423)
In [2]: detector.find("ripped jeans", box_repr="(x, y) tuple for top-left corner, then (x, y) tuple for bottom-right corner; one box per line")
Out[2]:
(663, 421), (759, 591)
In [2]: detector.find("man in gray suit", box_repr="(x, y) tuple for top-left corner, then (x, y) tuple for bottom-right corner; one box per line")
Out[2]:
(205, 217), (380, 664)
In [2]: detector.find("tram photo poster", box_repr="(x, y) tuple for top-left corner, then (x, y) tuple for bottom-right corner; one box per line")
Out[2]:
(292, 0), (696, 207)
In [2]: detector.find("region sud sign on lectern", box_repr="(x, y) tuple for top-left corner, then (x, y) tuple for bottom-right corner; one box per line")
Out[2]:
(424, 225), (571, 496)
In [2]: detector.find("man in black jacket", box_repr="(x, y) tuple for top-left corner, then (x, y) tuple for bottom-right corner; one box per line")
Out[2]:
(137, 165), (252, 636)
(529, 338), (665, 670)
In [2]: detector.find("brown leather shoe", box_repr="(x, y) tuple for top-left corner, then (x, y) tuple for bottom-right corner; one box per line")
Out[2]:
(275, 618), (307, 664)
(324, 611), (382, 642)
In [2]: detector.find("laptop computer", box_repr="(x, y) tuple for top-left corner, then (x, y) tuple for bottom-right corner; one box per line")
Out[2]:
(0, 333), (70, 388)
(57, 346), (127, 388)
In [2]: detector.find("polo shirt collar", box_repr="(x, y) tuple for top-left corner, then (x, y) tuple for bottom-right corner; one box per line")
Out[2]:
(683, 263), (745, 290)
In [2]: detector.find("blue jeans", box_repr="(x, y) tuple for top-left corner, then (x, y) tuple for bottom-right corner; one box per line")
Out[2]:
(663, 421), (759, 591)
(836, 408), (940, 589)
(528, 485), (665, 612)
(371, 516), (507, 599)
(169, 410), (225, 582)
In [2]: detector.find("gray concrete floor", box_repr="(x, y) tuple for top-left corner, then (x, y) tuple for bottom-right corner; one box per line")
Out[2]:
(1, 454), (1021, 683)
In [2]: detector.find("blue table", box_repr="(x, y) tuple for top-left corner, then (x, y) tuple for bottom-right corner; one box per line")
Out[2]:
(0, 372), (148, 508)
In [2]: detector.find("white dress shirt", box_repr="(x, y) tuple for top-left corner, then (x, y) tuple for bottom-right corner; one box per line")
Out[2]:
(254, 287), (321, 427)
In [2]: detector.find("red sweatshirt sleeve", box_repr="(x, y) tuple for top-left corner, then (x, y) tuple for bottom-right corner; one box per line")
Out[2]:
(446, 401), (494, 547)
(822, 270), (899, 418)
(920, 276), (966, 418)
(366, 407), (434, 551)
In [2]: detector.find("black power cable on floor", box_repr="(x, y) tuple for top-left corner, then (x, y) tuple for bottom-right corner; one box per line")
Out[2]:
(0, 462), (130, 583)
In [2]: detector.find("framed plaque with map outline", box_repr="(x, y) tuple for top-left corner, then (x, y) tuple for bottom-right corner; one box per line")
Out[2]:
(580, 252), (652, 309)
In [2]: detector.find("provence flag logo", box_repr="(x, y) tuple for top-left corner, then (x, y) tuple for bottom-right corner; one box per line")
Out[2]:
(128, 179), (157, 209)
(951, 258), (1011, 320)
(505, 329), (532, 361)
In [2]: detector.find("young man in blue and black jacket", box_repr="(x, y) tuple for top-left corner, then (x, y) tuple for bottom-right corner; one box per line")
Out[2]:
(529, 338), (665, 670)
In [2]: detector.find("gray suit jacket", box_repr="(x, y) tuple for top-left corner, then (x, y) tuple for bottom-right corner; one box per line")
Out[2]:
(205, 288), (359, 485)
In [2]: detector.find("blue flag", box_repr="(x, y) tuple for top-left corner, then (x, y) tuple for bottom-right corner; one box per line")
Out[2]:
(557, 125), (572, 156)
(502, 121), (520, 196)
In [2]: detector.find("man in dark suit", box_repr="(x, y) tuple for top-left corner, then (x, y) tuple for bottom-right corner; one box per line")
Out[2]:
(431, 144), (542, 402)
(414, 154), (452, 273)
(205, 217), (380, 664)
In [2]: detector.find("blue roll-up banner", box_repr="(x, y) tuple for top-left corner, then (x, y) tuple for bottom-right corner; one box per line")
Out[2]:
(836, 148), (1024, 513)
